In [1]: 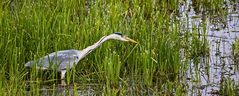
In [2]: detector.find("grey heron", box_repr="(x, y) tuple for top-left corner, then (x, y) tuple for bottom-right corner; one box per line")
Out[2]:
(25, 32), (138, 79)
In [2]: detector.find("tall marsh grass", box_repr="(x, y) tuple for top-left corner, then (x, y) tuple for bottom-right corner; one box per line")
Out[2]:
(0, 0), (225, 95)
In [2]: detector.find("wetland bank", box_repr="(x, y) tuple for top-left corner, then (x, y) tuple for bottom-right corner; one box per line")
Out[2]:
(0, 0), (239, 96)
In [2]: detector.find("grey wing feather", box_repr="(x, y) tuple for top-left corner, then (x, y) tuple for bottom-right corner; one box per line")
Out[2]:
(25, 50), (81, 71)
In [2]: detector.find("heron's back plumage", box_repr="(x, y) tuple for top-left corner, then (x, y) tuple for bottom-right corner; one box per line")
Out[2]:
(25, 50), (82, 71)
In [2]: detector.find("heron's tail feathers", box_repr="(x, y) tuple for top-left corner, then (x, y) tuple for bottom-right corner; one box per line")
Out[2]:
(25, 60), (48, 70)
(25, 61), (34, 68)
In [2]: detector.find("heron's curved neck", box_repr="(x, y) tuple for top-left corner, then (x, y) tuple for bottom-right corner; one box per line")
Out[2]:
(82, 35), (110, 55)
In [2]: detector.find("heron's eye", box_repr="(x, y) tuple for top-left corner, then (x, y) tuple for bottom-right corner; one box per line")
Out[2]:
(75, 56), (79, 59)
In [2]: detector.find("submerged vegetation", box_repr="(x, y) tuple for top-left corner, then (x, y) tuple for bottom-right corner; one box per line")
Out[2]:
(0, 0), (238, 95)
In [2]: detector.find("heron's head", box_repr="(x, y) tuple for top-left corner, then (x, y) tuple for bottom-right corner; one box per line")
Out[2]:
(109, 32), (138, 43)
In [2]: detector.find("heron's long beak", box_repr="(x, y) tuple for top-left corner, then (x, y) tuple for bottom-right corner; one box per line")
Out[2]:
(125, 37), (138, 43)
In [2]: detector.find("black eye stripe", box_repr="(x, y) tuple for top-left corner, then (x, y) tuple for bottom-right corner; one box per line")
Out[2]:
(114, 32), (122, 36)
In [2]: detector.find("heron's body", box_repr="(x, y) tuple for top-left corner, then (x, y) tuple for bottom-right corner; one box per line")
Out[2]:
(25, 32), (137, 79)
(25, 50), (82, 71)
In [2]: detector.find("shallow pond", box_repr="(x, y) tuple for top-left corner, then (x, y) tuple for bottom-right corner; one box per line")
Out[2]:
(179, 0), (239, 95)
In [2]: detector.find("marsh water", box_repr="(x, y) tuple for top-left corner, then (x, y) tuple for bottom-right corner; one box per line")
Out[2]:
(25, 1), (239, 96)
(180, 0), (239, 95)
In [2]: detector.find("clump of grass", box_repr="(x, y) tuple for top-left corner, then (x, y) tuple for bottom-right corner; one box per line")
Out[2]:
(232, 39), (239, 70)
(191, 0), (225, 15)
(232, 39), (239, 54)
(219, 78), (238, 96)
(101, 51), (122, 85)
(181, 23), (210, 59)
(157, 80), (187, 96)
(102, 85), (120, 96)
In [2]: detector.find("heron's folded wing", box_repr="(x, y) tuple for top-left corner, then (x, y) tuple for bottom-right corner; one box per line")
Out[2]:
(25, 50), (80, 70)
(56, 53), (79, 70)
(36, 52), (78, 70)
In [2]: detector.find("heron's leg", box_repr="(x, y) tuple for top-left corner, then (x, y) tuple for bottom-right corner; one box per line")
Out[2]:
(61, 70), (67, 79)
